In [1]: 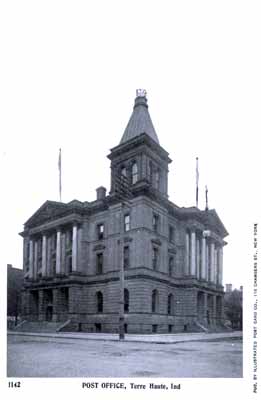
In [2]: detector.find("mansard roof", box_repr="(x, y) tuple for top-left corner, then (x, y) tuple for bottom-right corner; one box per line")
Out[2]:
(120, 90), (160, 145)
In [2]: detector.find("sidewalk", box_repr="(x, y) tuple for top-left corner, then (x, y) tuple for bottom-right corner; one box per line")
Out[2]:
(8, 330), (242, 344)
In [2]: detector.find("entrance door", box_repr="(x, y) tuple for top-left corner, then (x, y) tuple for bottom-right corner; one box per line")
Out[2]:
(46, 305), (53, 321)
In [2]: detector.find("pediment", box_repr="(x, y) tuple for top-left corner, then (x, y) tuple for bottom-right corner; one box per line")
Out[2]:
(25, 201), (69, 228)
(204, 209), (228, 238)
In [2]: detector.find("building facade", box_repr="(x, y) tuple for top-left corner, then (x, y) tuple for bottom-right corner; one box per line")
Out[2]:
(7, 264), (23, 328)
(20, 90), (228, 333)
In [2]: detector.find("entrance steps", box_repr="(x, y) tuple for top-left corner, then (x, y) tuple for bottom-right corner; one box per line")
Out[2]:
(13, 320), (70, 333)
(193, 321), (233, 333)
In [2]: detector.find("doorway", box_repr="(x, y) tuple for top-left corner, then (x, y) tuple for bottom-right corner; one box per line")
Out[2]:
(46, 305), (53, 321)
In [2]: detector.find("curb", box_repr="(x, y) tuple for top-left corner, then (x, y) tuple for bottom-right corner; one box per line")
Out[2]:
(8, 331), (242, 345)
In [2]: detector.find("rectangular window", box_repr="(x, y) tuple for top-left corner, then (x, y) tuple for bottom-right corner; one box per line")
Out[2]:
(97, 223), (104, 240)
(96, 253), (103, 274)
(123, 246), (130, 269)
(152, 247), (159, 270)
(169, 225), (174, 242)
(169, 256), (174, 276)
(124, 214), (130, 232)
(152, 324), (158, 333)
(152, 214), (159, 232)
(67, 255), (72, 273)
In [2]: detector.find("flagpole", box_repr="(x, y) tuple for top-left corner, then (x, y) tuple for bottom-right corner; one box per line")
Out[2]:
(58, 148), (62, 202)
(196, 157), (199, 208)
(205, 185), (208, 211)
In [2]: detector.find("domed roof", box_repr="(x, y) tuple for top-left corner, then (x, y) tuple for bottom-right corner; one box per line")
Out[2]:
(120, 90), (160, 145)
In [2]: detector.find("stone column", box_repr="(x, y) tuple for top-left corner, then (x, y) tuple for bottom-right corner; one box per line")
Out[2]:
(218, 247), (223, 285)
(72, 224), (78, 272)
(38, 290), (44, 321)
(196, 237), (200, 279)
(23, 239), (26, 273)
(213, 295), (217, 326)
(190, 230), (196, 276)
(210, 242), (215, 283)
(47, 236), (52, 276)
(77, 226), (82, 273)
(52, 289), (58, 322)
(141, 153), (147, 179)
(203, 292), (208, 325)
(29, 239), (34, 279)
(34, 241), (38, 279)
(185, 231), (190, 275)
(61, 232), (66, 275)
(56, 229), (62, 275)
(220, 295), (225, 322)
(42, 234), (47, 277)
(205, 242), (209, 281)
(201, 236), (206, 280)
(214, 247), (217, 284)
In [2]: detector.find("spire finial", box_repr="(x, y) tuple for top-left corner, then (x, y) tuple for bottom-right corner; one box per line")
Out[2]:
(136, 89), (147, 98)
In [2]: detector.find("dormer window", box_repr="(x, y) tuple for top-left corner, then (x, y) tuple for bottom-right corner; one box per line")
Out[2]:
(131, 162), (138, 184)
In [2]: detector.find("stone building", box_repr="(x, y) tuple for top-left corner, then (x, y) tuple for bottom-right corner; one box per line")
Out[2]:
(7, 264), (23, 326)
(20, 90), (228, 333)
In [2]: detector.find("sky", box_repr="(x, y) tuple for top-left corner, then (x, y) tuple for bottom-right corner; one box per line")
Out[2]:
(1, 0), (260, 291)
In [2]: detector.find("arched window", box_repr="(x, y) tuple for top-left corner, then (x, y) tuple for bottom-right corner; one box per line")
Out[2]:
(124, 288), (129, 313)
(121, 166), (127, 178)
(168, 294), (174, 315)
(152, 289), (159, 313)
(96, 291), (103, 313)
(131, 162), (138, 184)
(155, 168), (160, 189)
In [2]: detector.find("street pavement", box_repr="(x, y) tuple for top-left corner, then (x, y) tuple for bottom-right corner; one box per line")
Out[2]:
(7, 331), (242, 378)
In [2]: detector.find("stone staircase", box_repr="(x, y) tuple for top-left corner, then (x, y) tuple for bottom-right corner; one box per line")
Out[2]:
(13, 320), (71, 333)
(193, 320), (233, 333)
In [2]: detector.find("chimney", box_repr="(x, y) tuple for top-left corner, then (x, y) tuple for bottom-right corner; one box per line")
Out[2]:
(226, 284), (232, 293)
(96, 186), (106, 200)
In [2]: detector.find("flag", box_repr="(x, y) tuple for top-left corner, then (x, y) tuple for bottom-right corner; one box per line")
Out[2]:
(58, 148), (62, 202)
(196, 157), (199, 207)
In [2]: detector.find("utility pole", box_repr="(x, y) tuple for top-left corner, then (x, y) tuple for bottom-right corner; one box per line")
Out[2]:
(119, 205), (125, 340)
(114, 174), (133, 340)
